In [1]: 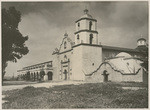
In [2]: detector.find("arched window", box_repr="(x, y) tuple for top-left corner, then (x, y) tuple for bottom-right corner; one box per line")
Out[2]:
(64, 69), (67, 80)
(89, 21), (92, 30)
(64, 41), (67, 49)
(77, 34), (80, 40)
(89, 34), (93, 44)
(78, 22), (80, 27)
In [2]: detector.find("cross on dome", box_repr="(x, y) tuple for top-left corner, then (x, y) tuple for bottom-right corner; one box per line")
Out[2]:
(64, 32), (68, 37)
(84, 9), (89, 14)
(81, 9), (92, 19)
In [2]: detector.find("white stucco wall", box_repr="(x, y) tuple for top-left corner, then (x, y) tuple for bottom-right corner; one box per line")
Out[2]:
(122, 69), (143, 82)
(90, 62), (143, 83)
(72, 46), (85, 80)
(52, 54), (60, 81)
(82, 45), (102, 75)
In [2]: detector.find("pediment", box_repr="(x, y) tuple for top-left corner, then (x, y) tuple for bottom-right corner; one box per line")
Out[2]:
(59, 37), (74, 53)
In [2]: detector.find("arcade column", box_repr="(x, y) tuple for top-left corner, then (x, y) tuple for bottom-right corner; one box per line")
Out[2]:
(44, 70), (48, 81)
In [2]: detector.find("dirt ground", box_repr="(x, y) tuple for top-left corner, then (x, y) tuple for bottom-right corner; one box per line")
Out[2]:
(2, 80), (86, 91)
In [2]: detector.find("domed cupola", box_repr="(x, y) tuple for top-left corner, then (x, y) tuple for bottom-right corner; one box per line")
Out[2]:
(136, 35), (148, 52)
(80, 9), (93, 19)
(137, 37), (146, 47)
(74, 9), (98, 45)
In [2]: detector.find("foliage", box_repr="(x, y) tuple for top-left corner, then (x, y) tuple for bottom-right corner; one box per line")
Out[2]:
(2, 7), (29, 83)
(2, 82), (148, 109)
(136, 46), (148, 71)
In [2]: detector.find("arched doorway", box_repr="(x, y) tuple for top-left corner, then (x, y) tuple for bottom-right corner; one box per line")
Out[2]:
(64, 69), (67, 80)
(40, 71), (45, 80)
(89, 34), (93, 44)
(23, 74), (26, 80)
(31, 73), (33, 81)
(48, 72), (53, 80)
(26, 71), (30, 81)
(102, 70), (109, 82)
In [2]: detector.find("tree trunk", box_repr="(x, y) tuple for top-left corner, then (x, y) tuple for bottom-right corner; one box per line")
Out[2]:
(2, 72), (5, 86)
(2, 62), (7, 86)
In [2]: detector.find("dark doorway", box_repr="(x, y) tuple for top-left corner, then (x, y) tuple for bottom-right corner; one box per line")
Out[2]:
(48, 72), (53, 80)
(64, 69), (67, 80)
(103, 70), (109, 82)
(89, 34), (93, 44)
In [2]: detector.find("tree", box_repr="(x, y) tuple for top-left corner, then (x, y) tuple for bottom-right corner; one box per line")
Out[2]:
(2, 7), (29, 85)
(136, 45), (148, 71)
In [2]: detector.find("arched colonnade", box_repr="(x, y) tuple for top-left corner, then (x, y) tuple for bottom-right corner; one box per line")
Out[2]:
(19, 70), (53, 81)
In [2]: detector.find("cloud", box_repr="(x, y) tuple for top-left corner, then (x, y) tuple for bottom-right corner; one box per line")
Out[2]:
(3, 1), (148, 76)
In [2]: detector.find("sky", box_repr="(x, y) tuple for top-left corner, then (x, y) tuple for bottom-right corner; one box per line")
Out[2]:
(2, 1), (148, 77)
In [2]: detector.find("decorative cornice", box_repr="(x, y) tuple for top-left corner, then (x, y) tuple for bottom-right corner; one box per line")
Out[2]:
(75, 17), (97, 23)
(85, 62), (142, 76)
(53, 36), (74, 55)
(61, 60), (70, 64)
(74, 29), (98, 34)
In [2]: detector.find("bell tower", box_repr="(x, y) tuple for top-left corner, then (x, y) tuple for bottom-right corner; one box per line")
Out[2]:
(72, 9), (102, 81)
(74, 9), (98, 45)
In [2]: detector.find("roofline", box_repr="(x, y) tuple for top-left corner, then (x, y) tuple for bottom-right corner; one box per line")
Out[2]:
(23, 60), (52, 69)
(74, 30), (98, 34)
(102, 45), (141, 53)
(58, 49), (73, 55)
(137, 38), (146, 42)
(71, 43), (142, 53)
(17, 70), (25, 72)
(75, 17), (97, 23)
(72, 43), (102, 48)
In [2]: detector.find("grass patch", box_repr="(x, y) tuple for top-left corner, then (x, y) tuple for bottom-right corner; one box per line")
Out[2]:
(2, 82), (148, 109)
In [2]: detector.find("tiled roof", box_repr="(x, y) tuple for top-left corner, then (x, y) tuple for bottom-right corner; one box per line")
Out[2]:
(102, 45), (140, 53)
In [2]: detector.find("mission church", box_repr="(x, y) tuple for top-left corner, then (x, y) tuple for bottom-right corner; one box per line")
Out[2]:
(17, 9), (148, 83)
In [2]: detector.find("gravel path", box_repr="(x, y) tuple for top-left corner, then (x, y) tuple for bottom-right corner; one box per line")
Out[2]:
(2, 80), (86, 91)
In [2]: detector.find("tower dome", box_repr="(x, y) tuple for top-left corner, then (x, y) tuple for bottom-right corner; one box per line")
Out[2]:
(116, 52), (131, 58)
(80, 9), (93, 19)
(74, 9), (98, 45)
(136, 36), (148, 52)
(137, 36), (146, 47)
